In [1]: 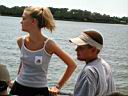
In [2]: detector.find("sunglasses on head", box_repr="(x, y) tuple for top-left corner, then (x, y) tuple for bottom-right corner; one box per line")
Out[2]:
(0, 80), (8, 92)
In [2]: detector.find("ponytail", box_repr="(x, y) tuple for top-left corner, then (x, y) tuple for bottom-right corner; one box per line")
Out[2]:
(42, 7), (55, 32)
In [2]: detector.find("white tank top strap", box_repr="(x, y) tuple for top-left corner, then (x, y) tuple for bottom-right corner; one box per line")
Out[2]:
(21, 35), (26, 46)
(43, 38), (49, 48)
(43, 38), (51, 56)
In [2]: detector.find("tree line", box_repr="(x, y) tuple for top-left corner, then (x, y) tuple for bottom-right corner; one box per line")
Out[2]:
(0, 5), (128, 24)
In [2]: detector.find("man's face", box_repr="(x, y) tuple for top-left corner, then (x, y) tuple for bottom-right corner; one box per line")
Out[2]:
(75, 45), (93, 61)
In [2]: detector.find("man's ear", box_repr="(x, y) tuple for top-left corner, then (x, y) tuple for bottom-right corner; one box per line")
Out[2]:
(92, 47), (99, 54)
(92, 47), (97, 52)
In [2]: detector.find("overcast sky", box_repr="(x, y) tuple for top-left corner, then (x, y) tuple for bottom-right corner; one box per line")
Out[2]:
(0, 0), (128, 17)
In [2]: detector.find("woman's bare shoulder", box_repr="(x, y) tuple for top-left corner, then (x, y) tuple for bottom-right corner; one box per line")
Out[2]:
(45, 39), (59, 54)
(17, 36), (23, 49)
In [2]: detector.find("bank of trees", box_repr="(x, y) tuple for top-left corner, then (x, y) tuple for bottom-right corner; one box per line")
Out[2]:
(0, 5), (128, 24)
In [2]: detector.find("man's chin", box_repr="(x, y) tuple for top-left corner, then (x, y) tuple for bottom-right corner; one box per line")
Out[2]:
(77, 58), (85, 61)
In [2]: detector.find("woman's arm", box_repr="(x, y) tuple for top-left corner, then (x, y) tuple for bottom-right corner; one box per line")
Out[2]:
(8, 37), (23, 88)
(49, 41), (77, 89)
(17, 36), (22, 75)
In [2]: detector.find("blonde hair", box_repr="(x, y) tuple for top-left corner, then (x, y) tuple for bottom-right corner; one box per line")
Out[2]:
(24, 6), (55, 32)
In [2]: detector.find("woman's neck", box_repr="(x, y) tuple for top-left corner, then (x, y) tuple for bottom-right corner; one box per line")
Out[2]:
(28, 28), (45, 43)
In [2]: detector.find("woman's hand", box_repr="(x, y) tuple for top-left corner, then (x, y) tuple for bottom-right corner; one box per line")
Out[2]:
(8, 80), (14, 88)
(49, 86), (60, 96)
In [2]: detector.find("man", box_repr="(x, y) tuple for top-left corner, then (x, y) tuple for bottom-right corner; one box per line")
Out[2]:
(69, 29), (116, 96)
(0, 64), (10, 95)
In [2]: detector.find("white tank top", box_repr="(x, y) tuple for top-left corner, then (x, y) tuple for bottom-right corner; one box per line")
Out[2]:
(16, 36), (52, 88)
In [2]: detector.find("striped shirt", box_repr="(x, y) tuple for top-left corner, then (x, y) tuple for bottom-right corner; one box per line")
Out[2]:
(74, 57), (116, 96)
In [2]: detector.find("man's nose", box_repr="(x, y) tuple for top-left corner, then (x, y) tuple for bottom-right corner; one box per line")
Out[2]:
(75, 47), (79, 51)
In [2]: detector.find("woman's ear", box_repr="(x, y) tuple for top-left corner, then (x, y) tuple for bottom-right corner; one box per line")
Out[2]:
(32, 19), (35, 24)
(32, 19), (38, 25)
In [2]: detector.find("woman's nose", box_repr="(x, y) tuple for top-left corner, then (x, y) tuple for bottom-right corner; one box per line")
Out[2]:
(20, 20), (22, 24)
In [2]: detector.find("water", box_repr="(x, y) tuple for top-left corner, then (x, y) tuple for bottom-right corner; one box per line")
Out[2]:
(0, 16), (128, 94)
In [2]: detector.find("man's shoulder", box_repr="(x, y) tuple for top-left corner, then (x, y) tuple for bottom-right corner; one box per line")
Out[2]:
(82, 65), (99, 78)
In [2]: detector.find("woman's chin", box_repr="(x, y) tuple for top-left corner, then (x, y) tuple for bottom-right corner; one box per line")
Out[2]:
(22, 29), (27, 32)
(22, 28), (24, 31)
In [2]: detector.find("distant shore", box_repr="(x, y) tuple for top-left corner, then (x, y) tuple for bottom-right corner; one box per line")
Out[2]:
(0, 5), (128, 25)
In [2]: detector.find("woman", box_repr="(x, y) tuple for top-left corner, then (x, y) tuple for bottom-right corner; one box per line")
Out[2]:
(10, 6), (76, 96)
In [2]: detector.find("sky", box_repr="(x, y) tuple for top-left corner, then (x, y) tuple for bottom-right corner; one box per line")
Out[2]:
(0, 0), (128, 17)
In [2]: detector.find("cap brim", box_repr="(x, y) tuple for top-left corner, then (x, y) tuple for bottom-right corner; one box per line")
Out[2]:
(69, 37), (88, 46)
